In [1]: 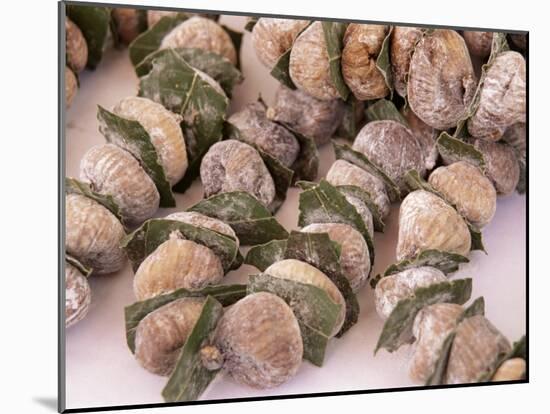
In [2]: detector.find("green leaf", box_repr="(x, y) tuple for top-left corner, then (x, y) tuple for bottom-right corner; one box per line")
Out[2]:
(298, 180), (374, 267)
(129, 14), (188, 67)
(121, 218), (239, 273)
(437, 132), (486, 171)
(333, 141), (401, 202)
(65, 177), (124, 224)
(286, 125), (319, 183)
(244, 17), (258, 32)
(124, 285), (245, 353)
(477, 334), (527, 383)
(284, 231), (359, 337)
(375, 28), (394, 97)
(382, 249), (469, 278)
(321, 22), (350, 101)
(66, 5), (110, 69)
(135, 48), (243, 97)
(468, 223), (486, 253)
(337, 96), (363, 140)
(516, 158), (526, 194)
(97, 105), (176, 208)
(365, 99), (409, 127)
(188, 191), (289, 245)
(138, 49), (229, 194)
(248, 273), (341, 366)
(66, 255), (92, 278)
(336, 185), (385, 232)
(270, 49), (296, 89)
(375, 278), (472, 353)
(244, 240), (288, 272)
(162, 296), (223, 402)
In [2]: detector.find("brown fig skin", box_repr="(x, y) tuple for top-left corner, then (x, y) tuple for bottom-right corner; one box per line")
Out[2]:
(401, 106), (439, 171)
(66, 18), (88, 73)
(462, 31), (493, 57)
(491, 357), (526, 381)
(65, 67), (78, 108)
(391, 26), (423, 98)
(408, 30), (477, 130)
(111, 8), (143, 45)
(65, 263), (92, 328)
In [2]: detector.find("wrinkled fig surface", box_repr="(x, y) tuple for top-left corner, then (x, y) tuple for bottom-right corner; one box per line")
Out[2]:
(462, 31), (493, 57)
(390, 26), (423, 97)
(165, 211), (239, 248)
(213, 292), (303, 388)
(200, 139), (275, 208)
(65, 67), (78, 108)
(66, 18), (88, 73)
(66, 193), (126, 274)
(65, 262), (92, 328)
(401, 106), (439, 170)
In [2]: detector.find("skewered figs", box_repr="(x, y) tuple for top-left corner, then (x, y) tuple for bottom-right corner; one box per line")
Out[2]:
(160, 16), (237, 65)
(65, 194), (126, 274)
(65, 67), (78, 108)
(374, 267), (447, 320)
(267, 85), (345, 146)
(470, 139), (520, 195)
(200, 139), (275, 208)
(111, 8), (142, 45)
(65, 262), (92, 328)
(409, 303), (463, 382)
(446, 315), (511, 384)
(429, 161), (496, 227)
(301, 223), (371, 292)
(134, 297), (205, 376)
(462, 31), (493, 57)
(80, 144), (160, 224)
(401, 106), (439, 171)
(408, 29), (477, 130)
(112, 97), (188, 185)
(341, 24), (389, 100)
(390, 26), (423, 98)
(397, 190), (471, 261)
(228, 102), (300, 168)
(352, 120), (426, 191)
(66, 18), (88, 73)
(289, 22), (339, 100)
(491, 357), (526, 381)
(212, 292), (303, 388)
(265, 259), (345, 336)
(133, 238), (223, 300)
(252, 18), (310, 69)
(467, 51), (526, 141)
(326, 159), (390, 219)
(165, 211), (239, 248)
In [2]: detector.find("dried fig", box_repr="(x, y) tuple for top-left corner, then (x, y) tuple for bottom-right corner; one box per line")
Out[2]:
(467, 51), (526, 141)
(341, 24), (389, 100)
(65, 193), (126, 274)
(408, 29), (477, 129)
(65, 262), (92, 328)
(339, 192), (374, 237)
(401, 105), (439, 170)
(397, 190), (471, 261)
(111, 8), (142, 45)
(252, 18), (310, 69)
(65, 67), (77, 108)
(66, 18), (88, 73)
(200, 139), (275, 208)
(212, 292), (303, 388)
(509, 33), (527, 51)
(462, 31), (493, 57)
(301, 223), (371, 292)
(501, 122), (526, 161)
(390, 26), (423, 98)
(491, 357), (526, 381)
(165, 211), (239, 248)
(79, 144), (160, 224)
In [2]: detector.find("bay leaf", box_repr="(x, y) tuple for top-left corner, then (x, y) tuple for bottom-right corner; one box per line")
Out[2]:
(96, 105), (175, 208)
(65, 177), (123, 224)
(162, 296), (223, 402)
(188, 191), (289, 246)
(516, 158), (526, 194)
(337, 96), (363, 140)
(282, 123), (319, 183)
(382, 249), (469, 278)
(336, 184), (385, 232)
(321, 22), (350, 101)
(375, 27), (394, 97)
(270, 49), (296, 89)
(436, 132), (486, 171)
(477, 335), (526, 383)
(375, 278), (472, 353)
(365, 99), (409, 127)
(66, 255), (92, 278)
(244, 240), (288, 272)
(124, 285), (245, 353)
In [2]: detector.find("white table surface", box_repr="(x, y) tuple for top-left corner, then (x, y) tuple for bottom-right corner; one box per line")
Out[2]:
(64, 15), (527, 410)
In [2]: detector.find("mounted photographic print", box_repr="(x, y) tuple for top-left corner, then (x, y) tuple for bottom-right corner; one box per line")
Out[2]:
(59, 1), (528, 412)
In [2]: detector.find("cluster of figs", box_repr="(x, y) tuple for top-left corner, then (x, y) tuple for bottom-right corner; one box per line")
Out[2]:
(64, 5), (527, 403)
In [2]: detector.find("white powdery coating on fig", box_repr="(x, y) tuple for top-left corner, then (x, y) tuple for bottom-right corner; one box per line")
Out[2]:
(80, 144), (160, 224)
(408, 29), (477, 130)
(501, 123), (526, 162)
(326, 159), (390, 219)
(66, 18), (88, 73)
(390, 26), (423, 98)
(65, 67), (78, 108)
(341, 193), (374, 238)
(492, 358), (526, 382)
(65, 194), (126, 275)
(352, 120), (426, 191)
(165, 211), (239, 249)
(374, 266), (447, 320)
(200, 140), (275, 208)
(113, 97), (188, 185)
(471, 139), (520, 195)
(401, 106), (439, 171)
(252, 18), (310, 69)
(160, 16), (237, 65)
(446, 315), (511, 384)
(265, 259), (345, 336)
(268, 85), (345, 146)
(289, 21), (340, 100)
(409, 303), (463, 383)
(228, 102), (300, 168)
(462, 31), (493, 57)
(397, 190), (471, 261)
(133, 238), (223, 300)
(301, 223), (371, 292)
(429, 161), (497, 228)
(341, 24), (389, 100)
(468, 51), (526, 141)
(213, 292), (303, 388)
(65, 262), (92, 328)
(134, 297), (205, 376)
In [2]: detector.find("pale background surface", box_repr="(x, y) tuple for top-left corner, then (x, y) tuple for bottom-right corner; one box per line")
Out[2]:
(63, 14), (526, 411)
